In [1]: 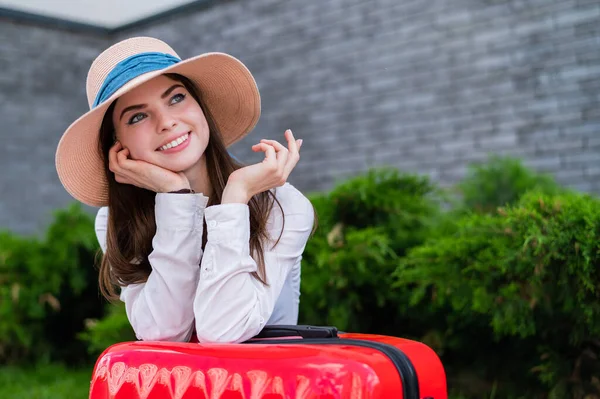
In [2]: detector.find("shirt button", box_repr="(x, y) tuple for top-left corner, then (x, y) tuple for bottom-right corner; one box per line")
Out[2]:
(208, 220), (217, 228)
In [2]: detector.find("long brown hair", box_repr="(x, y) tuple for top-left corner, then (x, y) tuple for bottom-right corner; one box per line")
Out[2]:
(97, 73), (283, 301)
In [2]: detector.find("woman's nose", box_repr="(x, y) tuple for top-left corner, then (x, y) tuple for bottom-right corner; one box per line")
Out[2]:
(157, 112), (178, 132)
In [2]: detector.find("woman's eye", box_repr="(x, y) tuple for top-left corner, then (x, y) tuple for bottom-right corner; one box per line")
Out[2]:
(128, 113), (146, 125)
(171, 93), (186, 104)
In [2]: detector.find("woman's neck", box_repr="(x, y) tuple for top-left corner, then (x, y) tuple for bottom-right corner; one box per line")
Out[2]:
(184, 155), (213, 198)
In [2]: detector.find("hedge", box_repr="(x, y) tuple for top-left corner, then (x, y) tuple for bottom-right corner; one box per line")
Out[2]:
(2, 156), (598, 398)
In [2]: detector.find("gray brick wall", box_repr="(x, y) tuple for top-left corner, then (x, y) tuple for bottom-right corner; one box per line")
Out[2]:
(1, 0), (599, 234)
(0, 22), (109, 234)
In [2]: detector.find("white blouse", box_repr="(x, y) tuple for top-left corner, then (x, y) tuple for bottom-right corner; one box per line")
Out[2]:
(94, 183), (314, 344)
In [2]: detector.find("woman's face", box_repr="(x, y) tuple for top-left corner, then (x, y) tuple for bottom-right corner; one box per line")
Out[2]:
(112, 75), (210, 173)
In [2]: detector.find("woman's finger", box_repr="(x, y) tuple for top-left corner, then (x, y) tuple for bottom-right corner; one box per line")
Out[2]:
(117, 148), (136, 172)
(260, 139), (290, 162)
(263, 140), (289, 166)
(260, 139), (286, 152)
(284, 131), (299, 171)
(277, 148), (289, 176)
(282, 136), (301, 177)
(282, 155), (299, 178)
(108, 141), (122, 173)
(252, 142), (278, 169)
(114, 173), (130, 184)
(263, 143), (277, 165)
(285, 129), (298, 155)
(251, 142), (273, 154)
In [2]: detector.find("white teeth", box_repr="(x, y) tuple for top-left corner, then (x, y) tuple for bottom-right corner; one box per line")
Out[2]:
(159, 133), (189, 151)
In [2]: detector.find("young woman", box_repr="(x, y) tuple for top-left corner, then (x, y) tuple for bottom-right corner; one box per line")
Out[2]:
(55, 37), (315, 344)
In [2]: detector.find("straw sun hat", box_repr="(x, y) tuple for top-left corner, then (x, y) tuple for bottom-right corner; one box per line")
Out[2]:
(55, 36), (261, 208)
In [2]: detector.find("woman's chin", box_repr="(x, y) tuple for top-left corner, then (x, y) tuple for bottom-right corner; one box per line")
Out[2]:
(163, 157), (202, 173)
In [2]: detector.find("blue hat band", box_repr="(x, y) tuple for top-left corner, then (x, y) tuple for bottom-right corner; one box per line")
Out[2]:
(92, 52), (181, 108)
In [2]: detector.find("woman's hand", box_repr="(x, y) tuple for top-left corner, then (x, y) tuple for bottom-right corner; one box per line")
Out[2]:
(109, 141), (190, 193)
(222, 129), (303, 204)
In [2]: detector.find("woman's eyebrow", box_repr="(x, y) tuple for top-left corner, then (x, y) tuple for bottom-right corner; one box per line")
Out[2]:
(119, 84), (185, 121)
(161, 84), (185, 99)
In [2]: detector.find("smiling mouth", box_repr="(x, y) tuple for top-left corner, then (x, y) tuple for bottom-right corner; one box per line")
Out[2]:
(156, 132), (190, 151)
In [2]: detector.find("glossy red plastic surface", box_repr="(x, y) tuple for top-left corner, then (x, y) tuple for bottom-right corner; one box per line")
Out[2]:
(340, 333), (447, 399)
(89, 333), (447, 399)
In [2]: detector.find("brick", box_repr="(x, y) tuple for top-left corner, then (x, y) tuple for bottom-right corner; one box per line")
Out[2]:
(435, 9), (472, 27)
(584, 165), (600, 177)
(560, 65), (593, 81)
(477, 133), (519, 150)
(577, 0), (600, 6)
(554, 167), (587, 181)
(583, 106), (600, 120)
(571, 180), (595, 193)
(587, 135), (600, 148)
(515, 16), (555, 36)
(562, 122), (600, 137)
(474, 53), (512, 70)
(562, 151), (600, 166)
(535, 138), (584, 152)
(365, 73), (402, 91)
(471, 3), (512, 21)
(540, 110), (582, 125)
(439, 164), (468, 180)
(555, 5), (600, 28)
(525, 156), (563, 170)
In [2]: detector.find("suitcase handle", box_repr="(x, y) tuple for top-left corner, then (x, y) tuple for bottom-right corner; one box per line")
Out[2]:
(254, 325), (339, 339)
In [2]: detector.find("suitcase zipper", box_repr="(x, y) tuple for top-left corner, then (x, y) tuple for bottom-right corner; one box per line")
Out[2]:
(246, 338), (420, 399)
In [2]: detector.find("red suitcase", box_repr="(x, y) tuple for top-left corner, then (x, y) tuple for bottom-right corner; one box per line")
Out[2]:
(89, 325), (447, 399)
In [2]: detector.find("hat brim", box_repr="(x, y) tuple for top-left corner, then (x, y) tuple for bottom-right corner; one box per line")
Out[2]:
(55, 52), (260, 208)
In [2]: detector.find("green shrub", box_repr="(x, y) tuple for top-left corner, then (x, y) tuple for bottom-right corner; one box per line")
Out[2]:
(395, 190), (600, 398)
(0, 204), (105, 365)
(456, 155), (563, 213)
(78, 302), (135, 357)
(299, 168), (446, 335)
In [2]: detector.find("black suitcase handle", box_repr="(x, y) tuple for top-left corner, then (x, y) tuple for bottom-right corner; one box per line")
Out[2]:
(254, 325), (339, 339)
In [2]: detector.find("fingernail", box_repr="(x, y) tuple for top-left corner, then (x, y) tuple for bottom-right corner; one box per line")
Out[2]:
(298, 139), (303, 146)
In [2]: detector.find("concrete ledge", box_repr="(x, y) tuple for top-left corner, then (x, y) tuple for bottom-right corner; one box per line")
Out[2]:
(0, 0), (226, 35)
